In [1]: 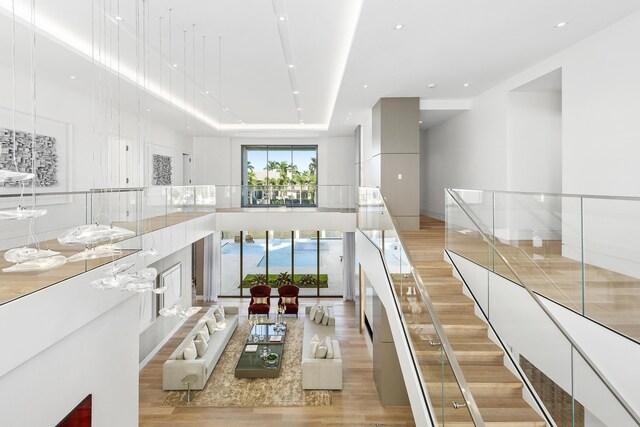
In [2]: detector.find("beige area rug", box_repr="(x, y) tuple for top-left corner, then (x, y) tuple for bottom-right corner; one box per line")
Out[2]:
(162, 317), (332, 407)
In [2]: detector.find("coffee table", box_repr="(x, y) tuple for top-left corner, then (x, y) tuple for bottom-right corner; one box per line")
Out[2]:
(235, 323), (287, 378)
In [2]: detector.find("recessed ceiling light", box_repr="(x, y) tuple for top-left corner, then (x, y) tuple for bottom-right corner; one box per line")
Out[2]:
(293, 90), (299, 95)
(555, 22), (567, 28)
(69, 75), (78, 79)
(278, 16), (287, 21)
(428, 83), (437, 89)
(363, 84), (368, 88)
(394, 24), (404, 30)
(205, 90), (209, 94)
(297, 107), (302, 111)
(172, 64), (178, 68)
(419, 120), (423, 124)
(463, 83), (469, 87)
(146, 108), (151, 112)
(115, 16), (123, 21)
(288, 64), (294, 68)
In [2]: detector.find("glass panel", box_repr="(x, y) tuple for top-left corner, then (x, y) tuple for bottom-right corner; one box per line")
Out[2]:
(242, 230), (267, 295)
(320, 231), (343, 296)
(292, 147), (317, 206)
(296, 230), (319, 297)
(446, 189), (493, 271)
(583, 198), (640, 341)
(267, 230), (293, 297)
(220, 231), (241, 296)
(493, 193), (583, 313)
(243, 147), (268, 207)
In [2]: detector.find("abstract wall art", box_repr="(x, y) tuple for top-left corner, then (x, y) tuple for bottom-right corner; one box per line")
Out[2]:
(0, 127), (58, 187)
(152, 154), (173, 185)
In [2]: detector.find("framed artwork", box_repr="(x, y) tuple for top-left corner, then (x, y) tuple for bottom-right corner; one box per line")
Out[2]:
(146, 143), (174, 186)
(56, 394), (92, 427)
(160, 263), (182, 310)
(139, 289), (155, 332)
(0, 107), (71, 207)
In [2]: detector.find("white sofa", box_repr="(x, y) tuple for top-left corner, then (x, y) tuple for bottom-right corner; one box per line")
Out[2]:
(162, 305), (238, 391)
(302, 305), (343, 390)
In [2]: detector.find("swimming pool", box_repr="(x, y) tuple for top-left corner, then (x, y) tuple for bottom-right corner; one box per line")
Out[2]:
(221, 239), (323, 267)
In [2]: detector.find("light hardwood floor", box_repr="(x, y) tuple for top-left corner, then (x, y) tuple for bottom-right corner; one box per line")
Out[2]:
(138, 298), (415, 427)
(400, 217), (545, 426)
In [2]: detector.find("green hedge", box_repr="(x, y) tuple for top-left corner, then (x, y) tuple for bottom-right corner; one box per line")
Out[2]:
(240, 274), (328, 288)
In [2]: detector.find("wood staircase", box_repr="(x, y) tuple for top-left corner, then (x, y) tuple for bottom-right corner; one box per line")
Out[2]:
(395, 216), (546, 426)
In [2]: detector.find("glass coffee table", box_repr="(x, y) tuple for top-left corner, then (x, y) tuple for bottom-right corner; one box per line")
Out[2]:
(235, 323), (287, 379)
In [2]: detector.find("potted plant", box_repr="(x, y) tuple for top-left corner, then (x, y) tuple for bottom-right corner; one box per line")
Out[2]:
(298, 274), (317, 287)
(251, 274), (268, 286)
(275, 272), (292, 286)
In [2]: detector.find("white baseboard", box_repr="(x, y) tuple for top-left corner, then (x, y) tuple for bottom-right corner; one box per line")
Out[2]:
(139, 317), (188, 371)
(421, 209), (445, 221)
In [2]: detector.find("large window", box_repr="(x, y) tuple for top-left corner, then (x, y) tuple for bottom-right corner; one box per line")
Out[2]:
(242, 146), (317, 207)
(218, 229), (342, 298)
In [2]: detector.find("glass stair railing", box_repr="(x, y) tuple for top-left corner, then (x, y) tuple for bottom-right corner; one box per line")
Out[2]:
(446, 188), (640, 426)
(358, 187), (484, 426)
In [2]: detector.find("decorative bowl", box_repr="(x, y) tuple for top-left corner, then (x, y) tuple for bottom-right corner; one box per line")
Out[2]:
(265, 353), (279, 365)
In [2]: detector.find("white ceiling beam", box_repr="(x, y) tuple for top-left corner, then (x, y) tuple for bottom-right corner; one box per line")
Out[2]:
(419, 98), (472, 111)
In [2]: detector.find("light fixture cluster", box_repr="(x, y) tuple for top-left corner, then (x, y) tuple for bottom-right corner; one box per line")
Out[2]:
(91, 265), (163, 293)
(160, 305), (203, 318)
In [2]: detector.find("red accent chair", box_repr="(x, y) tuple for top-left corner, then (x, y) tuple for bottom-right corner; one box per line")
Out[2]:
(277, 284), (300, 318)
(248, 285), (271, 318)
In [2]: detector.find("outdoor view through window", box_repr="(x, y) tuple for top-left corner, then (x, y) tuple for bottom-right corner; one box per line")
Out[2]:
(241, 146), (317, 207)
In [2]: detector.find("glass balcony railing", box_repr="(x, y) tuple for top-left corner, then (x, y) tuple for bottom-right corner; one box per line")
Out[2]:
(358, 187), (481, 426)
(0, 185), (356, 306)
(446, 188), (640, 426)
(445, 188), (640, 343)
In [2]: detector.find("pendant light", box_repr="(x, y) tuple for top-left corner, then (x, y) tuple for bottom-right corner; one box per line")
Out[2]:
(0, 0), (46, 221)
(2, 0), (66, 273)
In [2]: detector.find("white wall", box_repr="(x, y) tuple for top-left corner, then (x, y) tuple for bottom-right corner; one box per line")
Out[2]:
(507, 91), (562, 193)
(192, 136), (356, 188)
(0, 63), (191, 192)
(0, 297), (139, 427)
(422, 87), (509, 217)
(422, 10), (640, 218)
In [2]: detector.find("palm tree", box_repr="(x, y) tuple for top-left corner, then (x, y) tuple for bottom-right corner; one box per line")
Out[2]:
(277, 161), (290, 185)
(309, 157), (317, 175)
(246, 161), (257, 185)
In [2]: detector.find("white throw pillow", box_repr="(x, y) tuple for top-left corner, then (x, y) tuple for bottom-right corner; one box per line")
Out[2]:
(309, 334), (320, 356)
(214, 306), (225, 322)
(183, 347), (197, 360)
(309, 304), (319, 321)
(314, 307), (324, 324)
(197, 330), (210, 343)
(183, 340), (197, 360)
(315, 343), (328, 359)
(206, 318), (218, 334)
(325, 337), (334, 359)
(194, 338), (208, 357)
(322, 310), (330, 326)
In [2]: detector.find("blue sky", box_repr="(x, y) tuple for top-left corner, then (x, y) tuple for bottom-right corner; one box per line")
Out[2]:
(245, 147), (316, 173)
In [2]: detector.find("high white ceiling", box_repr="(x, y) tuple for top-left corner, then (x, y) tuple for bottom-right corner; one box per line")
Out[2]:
(0, 0), (639, 137)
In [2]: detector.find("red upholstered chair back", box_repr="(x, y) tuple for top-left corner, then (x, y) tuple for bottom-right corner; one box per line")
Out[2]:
(250, 285), (271, 302)
(277, 284), (300, 298)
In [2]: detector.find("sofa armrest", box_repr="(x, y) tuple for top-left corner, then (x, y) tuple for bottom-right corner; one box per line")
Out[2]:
(222, 304), (239, 315)
(162, 360), (207, 391)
